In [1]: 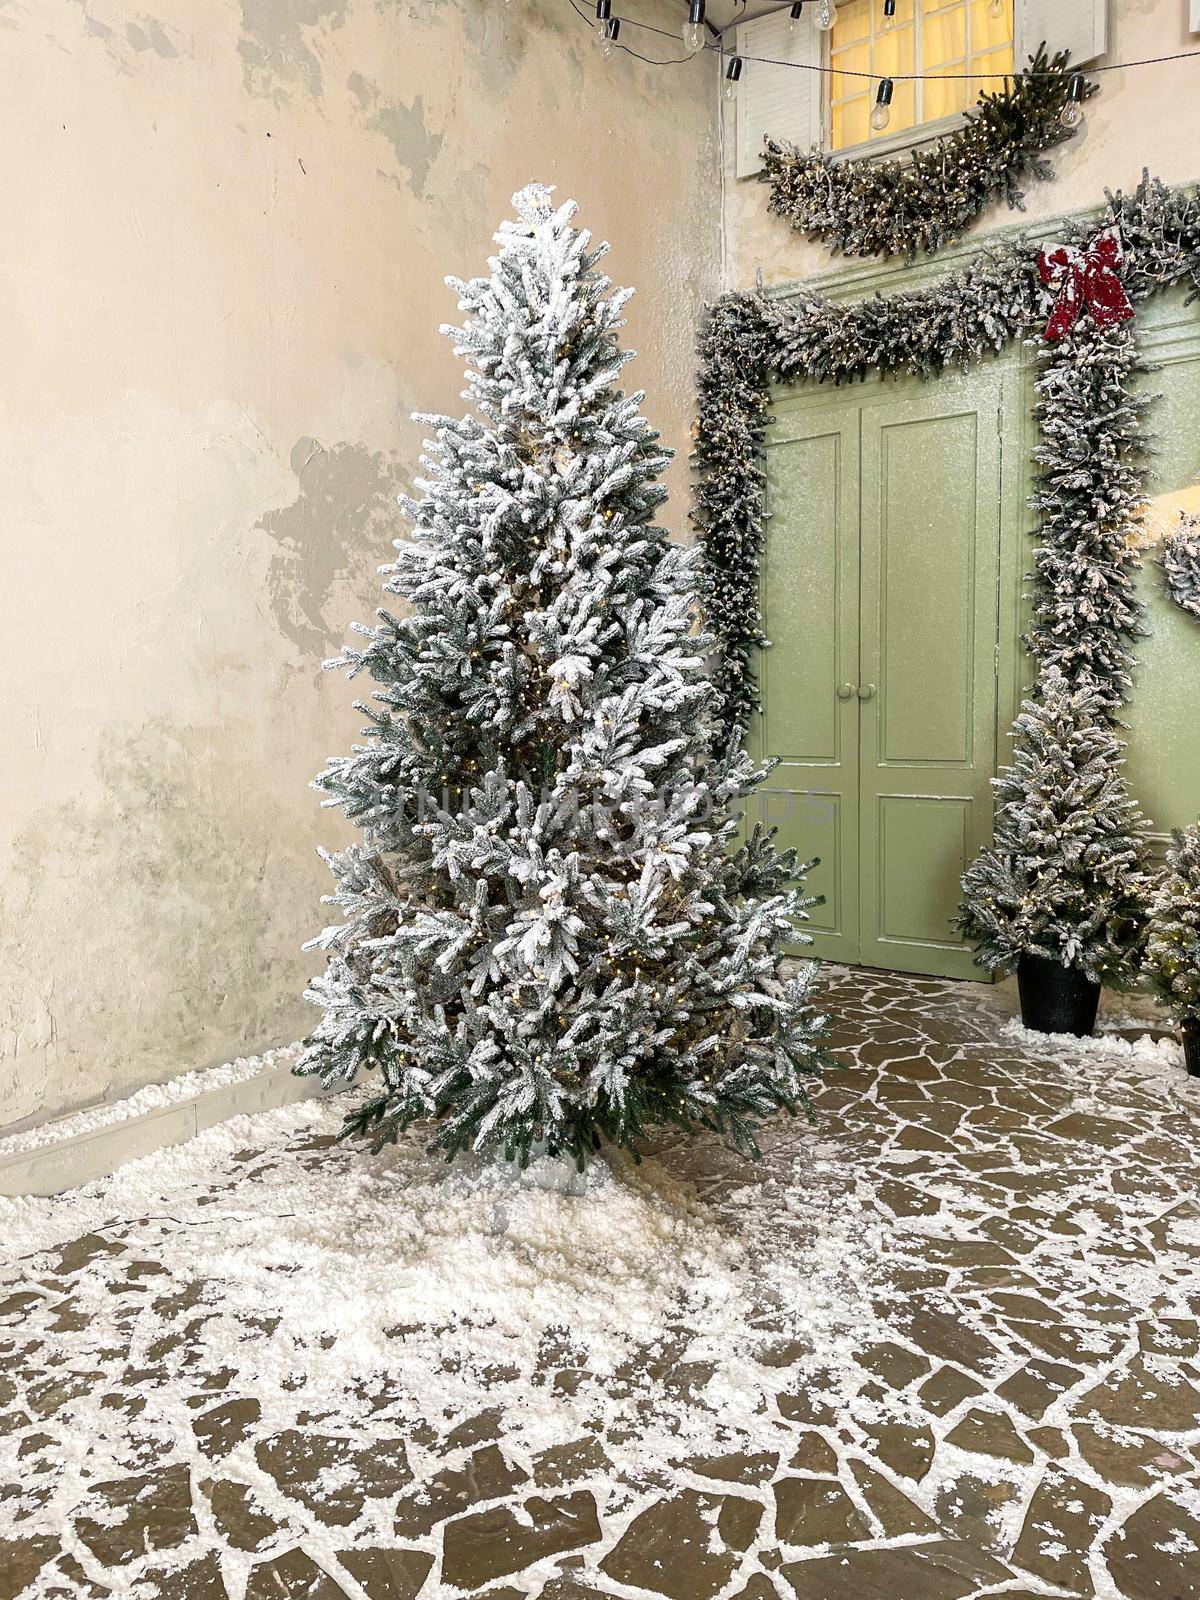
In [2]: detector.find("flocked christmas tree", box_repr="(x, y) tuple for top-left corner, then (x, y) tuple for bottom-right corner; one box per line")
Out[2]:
(296, 184), (832, 1170)
(957, 670), (1150, 983)
(1145, 823), (1200, 1026)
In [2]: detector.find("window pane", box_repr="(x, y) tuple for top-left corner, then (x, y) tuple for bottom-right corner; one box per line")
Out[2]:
(887, 76), (917, 135)
(831, 37), (871, 79)
(973, 0), (1011, 41)
(833, 96), (871, 149)
(925, 63), (970, 120)
(831, 0), (871, 47)
(971, 45), (1015, 91)
(874, 22), (915, 78)
(922, 6), (967, 66)
(969, 0), (1012, 54)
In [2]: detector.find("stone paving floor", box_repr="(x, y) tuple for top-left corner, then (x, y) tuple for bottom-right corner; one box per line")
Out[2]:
(2, 967), (1200, 1600)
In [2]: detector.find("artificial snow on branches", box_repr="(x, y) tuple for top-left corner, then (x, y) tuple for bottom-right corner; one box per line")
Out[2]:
(1160, 511), (1200, 621)
(1145, 823), (1200, 1025)
(762, 48), (1094, 263)
(297, 185), (833, 1171)
(956, 671), (1151, 984)
(1024, 318), (1149, 719)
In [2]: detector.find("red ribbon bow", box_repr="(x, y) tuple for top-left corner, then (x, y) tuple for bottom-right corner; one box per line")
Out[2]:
(1038, 227), (1134, 343)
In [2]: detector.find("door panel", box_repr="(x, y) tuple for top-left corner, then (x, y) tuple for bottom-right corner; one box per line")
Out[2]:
(858, 377), (1003, 978)
(753, 406), (860, 959)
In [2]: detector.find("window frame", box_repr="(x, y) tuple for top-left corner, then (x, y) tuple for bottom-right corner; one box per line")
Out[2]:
(823, 0), (1015, 164)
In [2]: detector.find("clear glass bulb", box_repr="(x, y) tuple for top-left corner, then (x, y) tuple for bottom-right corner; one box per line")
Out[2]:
(683, 18), (705, 51)
(724, 77), (737, 99)
(1059, 101), (1084, 130)
(870, 100), (891, 130)
(880, 1), (896, 31)
(814, 0), (837, 29)
(988, 0), (1005, 16)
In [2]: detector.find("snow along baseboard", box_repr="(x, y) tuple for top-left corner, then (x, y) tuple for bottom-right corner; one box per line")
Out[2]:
(0, 1053), (343, 1199)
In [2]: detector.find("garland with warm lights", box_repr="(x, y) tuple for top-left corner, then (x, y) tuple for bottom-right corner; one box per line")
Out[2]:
(761, 47), (1095, 261)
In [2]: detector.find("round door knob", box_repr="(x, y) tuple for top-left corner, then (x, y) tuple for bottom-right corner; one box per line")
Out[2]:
(857, 683), (876, 700)
(836, 683), (856, 700)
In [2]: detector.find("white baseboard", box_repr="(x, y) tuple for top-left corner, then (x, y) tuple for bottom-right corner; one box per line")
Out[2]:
(0, 1060), (342, 1199)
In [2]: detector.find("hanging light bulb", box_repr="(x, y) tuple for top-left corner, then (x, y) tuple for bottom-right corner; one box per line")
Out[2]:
(1060, 72), (1086, 130)
(682, 0), (706, 54)
(724, 55), (743, 100)
(870, 76), (894, 130)
(814, 0), (837, 29)
(594, 0), (612, 42)
(988, 0), (1005, 17)
(788, 0), (804, 30)
(601, 13), (620, 58)
(881, 0), (896, 30)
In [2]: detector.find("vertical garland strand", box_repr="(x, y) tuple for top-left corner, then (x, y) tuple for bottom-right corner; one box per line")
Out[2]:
(1025, 321), (1149, 719)
(691, 296), (776, 745)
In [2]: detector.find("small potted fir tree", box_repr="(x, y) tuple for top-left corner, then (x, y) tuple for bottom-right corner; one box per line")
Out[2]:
(957, 670), (1151, 1036)
(1145, 823), (1200, 1076)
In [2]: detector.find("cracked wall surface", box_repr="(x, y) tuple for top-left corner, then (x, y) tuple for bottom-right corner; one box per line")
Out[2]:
(0, 0), (720, 1133)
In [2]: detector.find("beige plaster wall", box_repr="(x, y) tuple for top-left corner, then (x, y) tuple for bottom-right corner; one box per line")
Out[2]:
(723, 0), (1200, 289)
(0, 0), (719, 1133)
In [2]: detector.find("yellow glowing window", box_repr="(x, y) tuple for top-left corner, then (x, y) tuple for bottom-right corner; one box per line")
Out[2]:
(830, 0), (1014, 154)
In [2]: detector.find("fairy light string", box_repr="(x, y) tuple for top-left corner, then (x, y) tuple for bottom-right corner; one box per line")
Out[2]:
(569, 0), (1200, 84)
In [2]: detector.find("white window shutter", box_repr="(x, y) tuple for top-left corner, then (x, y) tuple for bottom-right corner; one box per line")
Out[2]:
(1192, 0), (1200, 34)
(1017, 0), (1107, 68)
(734, 9), (822, 179)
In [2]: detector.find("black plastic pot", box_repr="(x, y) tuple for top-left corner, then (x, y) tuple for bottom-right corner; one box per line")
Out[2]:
(1184, 1021), (1200, 1079)
(1017, 954), (1101, 1038)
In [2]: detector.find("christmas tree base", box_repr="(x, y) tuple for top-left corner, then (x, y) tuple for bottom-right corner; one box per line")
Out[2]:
(495, 1140), (590, 1197)
(1017, 954), (1101, 1038)
(1183, 1022), (1200, 1078)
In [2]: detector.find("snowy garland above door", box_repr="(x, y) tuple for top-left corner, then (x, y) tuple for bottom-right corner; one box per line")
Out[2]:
(761, 47), (1095, 262)
(1160, 512), (1200, 621)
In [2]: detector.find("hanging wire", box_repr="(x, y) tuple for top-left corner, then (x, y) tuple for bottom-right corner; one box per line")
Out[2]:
(566, 0), (1200, 80)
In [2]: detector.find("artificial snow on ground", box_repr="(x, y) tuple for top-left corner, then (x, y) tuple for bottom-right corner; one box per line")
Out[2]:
(0, 1043), (302, 1159)
(2, 971), (1199, 1598)
(0, 1100), (886, 1488)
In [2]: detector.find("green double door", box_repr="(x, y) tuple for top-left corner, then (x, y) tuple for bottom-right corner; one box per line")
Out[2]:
(750, 366), (1018, 979)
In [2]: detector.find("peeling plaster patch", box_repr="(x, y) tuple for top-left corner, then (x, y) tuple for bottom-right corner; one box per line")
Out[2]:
(66, 3), (183, 64)
(346, 71), (443, 198)
(258, 436), (401, 653)
(125, 16), (176, 56)
(375, 0), (531, 94)
(238, 0), (346, 100)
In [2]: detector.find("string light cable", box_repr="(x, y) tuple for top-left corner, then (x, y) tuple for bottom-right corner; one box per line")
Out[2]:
(568, 0), (1200, 82)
